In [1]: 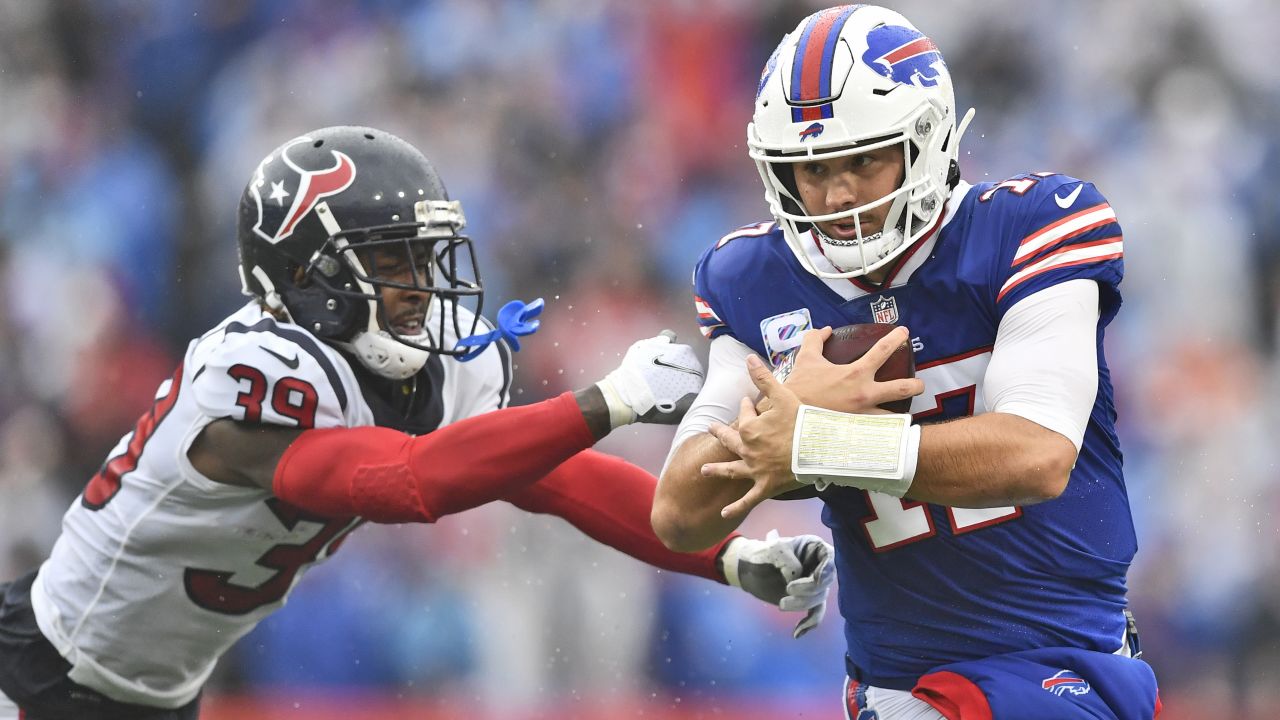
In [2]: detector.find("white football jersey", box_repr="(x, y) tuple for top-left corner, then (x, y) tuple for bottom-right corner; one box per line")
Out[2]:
(30, 301), (510, 708)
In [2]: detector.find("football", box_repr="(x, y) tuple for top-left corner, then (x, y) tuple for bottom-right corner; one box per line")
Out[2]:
(824, 323), (916, 414)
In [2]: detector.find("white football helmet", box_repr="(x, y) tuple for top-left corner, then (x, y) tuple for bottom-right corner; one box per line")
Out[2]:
(749, 5), (975, 279)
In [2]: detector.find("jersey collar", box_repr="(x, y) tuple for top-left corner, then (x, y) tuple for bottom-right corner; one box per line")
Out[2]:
(801, 180), (972, 301)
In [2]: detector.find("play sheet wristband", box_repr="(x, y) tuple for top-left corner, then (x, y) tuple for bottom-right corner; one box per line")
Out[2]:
(791, 405), (921, 496)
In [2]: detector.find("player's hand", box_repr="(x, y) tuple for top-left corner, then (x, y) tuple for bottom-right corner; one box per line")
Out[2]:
(720, 530), (835, 639)
(704, 354), (804, 520)
(595, 330), (704, 428)
(773, 326), (921, 414)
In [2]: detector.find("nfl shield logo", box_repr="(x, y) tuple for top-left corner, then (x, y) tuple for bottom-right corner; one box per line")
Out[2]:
(871, 296), (899, 324)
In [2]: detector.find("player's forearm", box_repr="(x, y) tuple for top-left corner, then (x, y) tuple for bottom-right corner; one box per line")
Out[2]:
(271, 391), (598, 522)
(652, 433), (753, 552)
(505, 449), (734, 582)
(908, 412), (1076, 507)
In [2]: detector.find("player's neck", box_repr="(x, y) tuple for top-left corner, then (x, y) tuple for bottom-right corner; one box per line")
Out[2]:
(864, 266), (891, 286)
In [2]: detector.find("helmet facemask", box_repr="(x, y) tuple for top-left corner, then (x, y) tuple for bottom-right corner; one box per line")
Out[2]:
(747, 5), (975, 281)
(236, 126), (485, 380)
(299, 199), (483, 379)
(753, 101), (965, 280)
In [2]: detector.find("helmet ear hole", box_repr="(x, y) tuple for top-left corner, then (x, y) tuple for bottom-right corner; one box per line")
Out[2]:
(281, 281), (364, 340)
(768, 161), (812, 233)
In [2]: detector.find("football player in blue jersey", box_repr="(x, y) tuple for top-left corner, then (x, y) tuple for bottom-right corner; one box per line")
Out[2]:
(652, 5), (1161, 719)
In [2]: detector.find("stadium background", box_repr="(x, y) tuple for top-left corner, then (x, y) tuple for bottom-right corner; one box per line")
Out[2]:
(0, 1), (1276, 718)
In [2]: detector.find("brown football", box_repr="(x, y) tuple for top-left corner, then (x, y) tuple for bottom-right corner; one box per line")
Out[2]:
(824, 323), (916, 414)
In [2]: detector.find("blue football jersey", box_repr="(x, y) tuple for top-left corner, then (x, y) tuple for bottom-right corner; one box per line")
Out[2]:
(693, 175), (1133, 690)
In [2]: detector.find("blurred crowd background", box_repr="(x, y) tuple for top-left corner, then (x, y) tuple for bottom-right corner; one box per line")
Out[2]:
(0, 0), (1277, 718)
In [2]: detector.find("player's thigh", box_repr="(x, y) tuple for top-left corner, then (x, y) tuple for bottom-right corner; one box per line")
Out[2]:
(0, 685), (19, 720)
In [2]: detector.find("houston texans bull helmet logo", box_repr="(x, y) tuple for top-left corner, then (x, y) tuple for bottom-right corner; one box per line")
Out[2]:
(862, 24), (946, 88)
(249, 136), (358, 245)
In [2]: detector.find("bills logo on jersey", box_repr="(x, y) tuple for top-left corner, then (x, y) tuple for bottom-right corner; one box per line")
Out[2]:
(862, 25), (945, 88)
(250, 136), (357, 244)
(799, 122), (825, 141)
(760, 308), (812, 367)
(870, 295), (899, 324)
(1041, 670), (1092, 697)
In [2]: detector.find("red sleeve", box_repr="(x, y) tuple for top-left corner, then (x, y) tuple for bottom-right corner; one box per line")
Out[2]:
(273, 392), (596, 522)
(503, 449), (735, 583)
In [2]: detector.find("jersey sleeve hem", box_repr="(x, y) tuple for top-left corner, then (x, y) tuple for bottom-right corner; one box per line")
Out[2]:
(987, 402), (1087, 453)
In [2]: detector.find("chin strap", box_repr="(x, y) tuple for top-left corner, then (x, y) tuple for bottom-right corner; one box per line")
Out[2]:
(948, 107), (977, 190)
(455, 298), (544, 361)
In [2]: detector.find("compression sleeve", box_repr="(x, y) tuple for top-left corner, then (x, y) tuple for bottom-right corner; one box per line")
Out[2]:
(983, 278), (1099, 451)
(272, 391), (595, 522)
(504, 448), (737, 584)
(504, 450), (735, 583)
(661, 334), (758, 475)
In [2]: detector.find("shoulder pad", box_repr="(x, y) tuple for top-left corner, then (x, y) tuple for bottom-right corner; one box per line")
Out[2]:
(190, 317), (353, 428)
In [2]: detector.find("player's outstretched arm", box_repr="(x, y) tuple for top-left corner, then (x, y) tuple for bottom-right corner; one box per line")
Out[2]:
(188, 331), (704, 523)
(505, 449), (834, 638)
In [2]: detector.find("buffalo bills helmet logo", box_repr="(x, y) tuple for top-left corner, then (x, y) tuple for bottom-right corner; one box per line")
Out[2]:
(862, 25), (945, 88)
(250, 136), (357, 244)
(1041, 670), (1092, 697)
(757, 39), (784, 100)
(798, 122), (825, 141)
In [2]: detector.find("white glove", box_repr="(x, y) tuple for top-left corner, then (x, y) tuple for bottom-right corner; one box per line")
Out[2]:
(720, 530), (835, 639)
(595, 330), (705, 428)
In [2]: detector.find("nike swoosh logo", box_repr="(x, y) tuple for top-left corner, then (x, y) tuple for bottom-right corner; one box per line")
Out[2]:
(652, 357), (702, 377)
(1054, 184), (1083, 209)
(261, 346), (300, 370)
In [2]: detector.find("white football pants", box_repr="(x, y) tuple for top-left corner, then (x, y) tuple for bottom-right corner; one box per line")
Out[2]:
(844, 676), (947, 720)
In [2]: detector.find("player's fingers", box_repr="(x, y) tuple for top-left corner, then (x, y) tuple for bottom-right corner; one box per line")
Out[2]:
(707, 422), (747, 457)
(858, 325), (911, 371)
(795, 327), (833, 363)
(701, 458), (750, 481)
(745, 355), (786, 402)
(873, 377), (925, 404)
(755, 395), (774, 414)
(720, 479), (771, 520)
(897, 378), (926, 397)
(792, 602), (827, 639)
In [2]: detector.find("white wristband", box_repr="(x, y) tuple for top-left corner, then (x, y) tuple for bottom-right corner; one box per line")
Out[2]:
(719, 536), (745, 588)
(594, 376), (636, 429)
(791, 405), (921, 496)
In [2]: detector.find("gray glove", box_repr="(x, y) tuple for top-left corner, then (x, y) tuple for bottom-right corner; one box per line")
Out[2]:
(720, 530), (835, 638)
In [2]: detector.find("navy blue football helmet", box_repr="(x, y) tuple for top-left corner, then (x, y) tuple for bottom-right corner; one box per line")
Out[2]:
(237, 126), (482, 378)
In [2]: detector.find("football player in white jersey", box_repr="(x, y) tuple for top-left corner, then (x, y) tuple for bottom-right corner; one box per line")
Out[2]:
(0, 126), (834, 720)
